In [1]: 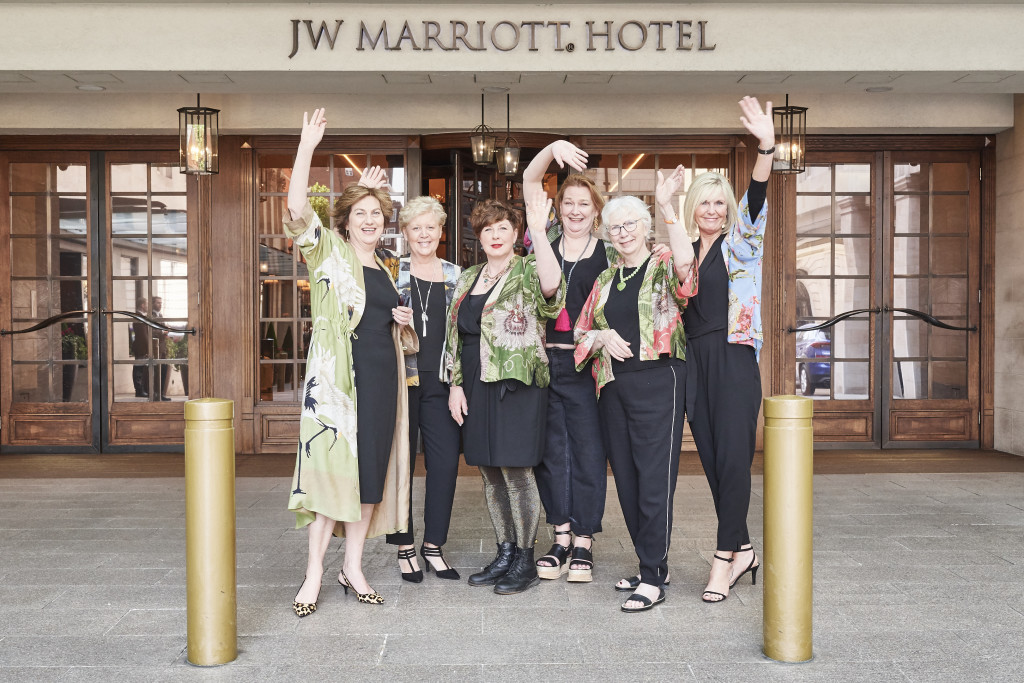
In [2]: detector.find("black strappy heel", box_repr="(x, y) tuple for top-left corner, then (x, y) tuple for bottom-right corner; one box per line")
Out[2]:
(730, 546), (759, 588)
(397, 547), (423, 583)
(702, 554), (734, 603)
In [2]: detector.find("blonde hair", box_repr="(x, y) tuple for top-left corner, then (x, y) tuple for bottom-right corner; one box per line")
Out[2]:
(556, 173), (605, 229)
(330, 186), (393, 238)
(682, 172), (738, 242)
(399, 195), (447, 231)
(600, 195), (653, 240)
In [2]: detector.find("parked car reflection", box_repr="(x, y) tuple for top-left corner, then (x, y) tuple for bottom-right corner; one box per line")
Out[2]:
(795, 325), (831, 396)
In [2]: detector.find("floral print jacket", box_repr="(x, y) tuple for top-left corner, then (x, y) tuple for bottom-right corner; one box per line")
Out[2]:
(442, 254), (566, 388)
(724, 190), (767, 358)
(397, 257), (461, 387)
(574, 252), (699, 396)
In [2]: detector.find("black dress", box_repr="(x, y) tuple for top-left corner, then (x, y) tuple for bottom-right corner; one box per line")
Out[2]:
(458, 274), (548, 468)
(351, 265), (399, 504)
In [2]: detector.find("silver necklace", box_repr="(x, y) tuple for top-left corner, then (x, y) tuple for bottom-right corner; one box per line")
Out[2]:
(559, 233), (593, 290)
(410, 261), (438, 337)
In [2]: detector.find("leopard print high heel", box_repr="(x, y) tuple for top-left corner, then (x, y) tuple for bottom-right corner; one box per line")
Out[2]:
(339, 568), (384, 605)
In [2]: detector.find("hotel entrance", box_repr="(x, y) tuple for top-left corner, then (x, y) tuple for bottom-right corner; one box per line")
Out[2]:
(0, 151), (193, 452)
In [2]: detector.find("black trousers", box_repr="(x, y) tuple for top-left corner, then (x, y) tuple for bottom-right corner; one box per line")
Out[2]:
(535, 349), (608, 535)
(686, 330), (762, 551)
(386, 371), (461, 547)
(599, 362), (686, 588)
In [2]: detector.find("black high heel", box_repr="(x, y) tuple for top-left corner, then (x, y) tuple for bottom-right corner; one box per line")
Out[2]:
(292, 576), (321, 617)
(702, 554), (734, 604)
(397, 547), (424, 583)
(730, 546), (759, 588)
(420, 544), (460, 580)
(338, 568), (384, 604)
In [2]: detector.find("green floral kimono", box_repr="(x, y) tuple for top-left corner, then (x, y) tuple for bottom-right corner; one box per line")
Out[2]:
(441, 254), (566, 388)
(283, 203), (410, 538)
(574, 252), (699, 396)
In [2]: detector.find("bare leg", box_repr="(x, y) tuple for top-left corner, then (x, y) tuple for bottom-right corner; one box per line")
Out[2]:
(339, 503), (376, 594)
(703, 550), (734, 602)
(295, 512), (336, 603)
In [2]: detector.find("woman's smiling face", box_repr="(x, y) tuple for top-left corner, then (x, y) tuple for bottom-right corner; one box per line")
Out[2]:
(480, 219), (516, 260)
(347, 194), (385, 248)
(559, 185), (598, 237)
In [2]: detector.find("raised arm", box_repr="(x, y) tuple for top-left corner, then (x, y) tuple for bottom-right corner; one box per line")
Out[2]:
(522, 140), (589, 199)
(655, 165), (696, 281)
(739, 96), (775, 183)
(287, 108), (327, 220)
(525, 188), (561, 298)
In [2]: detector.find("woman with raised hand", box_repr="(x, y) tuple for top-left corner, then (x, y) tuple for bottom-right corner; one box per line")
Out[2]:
(573, 191), (697, 612)
(658, 96), (774, 604)
(522, 141), (615, 584)
(442, 190), (565, 595)
(285, 108), (412, 616)
(383, 195), (463, 583)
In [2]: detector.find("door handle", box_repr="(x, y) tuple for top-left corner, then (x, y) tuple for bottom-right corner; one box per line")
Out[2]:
(1, 309), (96, 336)
(788, 308), (880, 334)
(99, 310), (196, 335)
(882, 305), (976, 332)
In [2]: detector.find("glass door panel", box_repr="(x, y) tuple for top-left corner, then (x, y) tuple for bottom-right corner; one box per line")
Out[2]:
(2, 154), (94, 448)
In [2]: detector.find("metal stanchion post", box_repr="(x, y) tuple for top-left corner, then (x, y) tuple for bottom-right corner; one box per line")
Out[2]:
(762, 395), (814, 663)
(184, 398), (237, 666)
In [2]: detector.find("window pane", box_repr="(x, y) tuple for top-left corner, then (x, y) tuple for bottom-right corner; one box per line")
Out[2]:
(832, 319), (869, 359)
(152, 195), (187, 235)
(11, 163), (50, 192)
(894, 277), (927, 311)
(796, 165), (830, 193)
(893, 237), (928, 276)
(11, 195), (53, 236)
(931, 236), (968, 276)
(894, 163), (927, 192)
(110, 163), (149, 192)
(893, 195), (926, 234)
(151, 164), (186, 193)
(11, 279), (52, 320)
(931, 195), (968, 234)
(930, 327), (967, 359)
(11, 237), (47, 277)
(835, 164), (870, 193)
(797, 237), (831, 276)
(835, 195), (871, 234)
(796, 195), (831, 235)
(111, 195), (150, 234)
(834, 278), (869, 313)
(834, 238), (870, 276)
(833, 361), (869, 400)
(11, 362), (51, 402)
(893, 318), (927, 358)
(112, 239), (150, 276)
(795, 278), (831, 319)
(931, 278), (968, 319)
(931, 361), (967, 399)
(932, 163), (969, 192)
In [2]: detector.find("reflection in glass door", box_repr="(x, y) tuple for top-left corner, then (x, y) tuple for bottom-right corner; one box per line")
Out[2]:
(793, 152), (980, 446)
(102, 154), (192, 449)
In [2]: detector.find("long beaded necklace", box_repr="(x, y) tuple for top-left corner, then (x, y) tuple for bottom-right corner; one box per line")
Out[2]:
(554, 233), (593, 331)
(410, 260), (438, 338)
(616, 258), (646, 291)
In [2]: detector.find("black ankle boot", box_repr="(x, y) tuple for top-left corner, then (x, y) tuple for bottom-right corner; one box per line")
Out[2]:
(494, 546), (540, 594)
(468, 542), (517, 586)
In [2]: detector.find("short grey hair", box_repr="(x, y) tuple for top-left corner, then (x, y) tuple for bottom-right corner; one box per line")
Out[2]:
(399, 195), (447, 231)
(601, 195), (653, 240)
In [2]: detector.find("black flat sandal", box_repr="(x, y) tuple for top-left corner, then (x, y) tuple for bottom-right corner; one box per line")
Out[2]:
(536, 529), (572, 580)
(566, 534), (593, 583)
(621, 587), (666, 613)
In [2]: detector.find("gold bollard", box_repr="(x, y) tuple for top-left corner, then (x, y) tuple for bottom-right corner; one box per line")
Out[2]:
(762, 395), (814, 663)
(185, 398), (237, 666)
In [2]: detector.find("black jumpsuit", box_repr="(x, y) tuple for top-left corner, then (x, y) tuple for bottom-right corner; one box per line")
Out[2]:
(684, 179), (766, 552)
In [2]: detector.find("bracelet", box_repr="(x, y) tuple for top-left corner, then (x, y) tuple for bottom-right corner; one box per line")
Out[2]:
(663, 216), (676, 225)
(758, 146), (776, 155)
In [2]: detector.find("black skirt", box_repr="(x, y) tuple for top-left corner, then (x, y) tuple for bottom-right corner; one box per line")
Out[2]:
(459, 334), (547, 468)
(352, 266), (399, 504)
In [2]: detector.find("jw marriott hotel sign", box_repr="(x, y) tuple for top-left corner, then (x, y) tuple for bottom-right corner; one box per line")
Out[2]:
(288, 18), (717, 58)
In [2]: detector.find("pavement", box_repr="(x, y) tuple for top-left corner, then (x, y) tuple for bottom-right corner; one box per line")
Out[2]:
(1, 466), (1023, 681)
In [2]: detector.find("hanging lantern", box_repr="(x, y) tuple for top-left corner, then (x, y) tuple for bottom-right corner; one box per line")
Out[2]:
(495, 94), (520, 177)
(178, 94), (219, 175)
(469, 92), (496, 165)
(772, 94), (807, 175)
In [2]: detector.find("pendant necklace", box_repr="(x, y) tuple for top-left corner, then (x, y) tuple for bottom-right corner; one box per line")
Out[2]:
(411, 261), (437, 337)
(554, 233), (593, 332)
(616, 259), (645, 291)
(481, 257), (513, 288)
